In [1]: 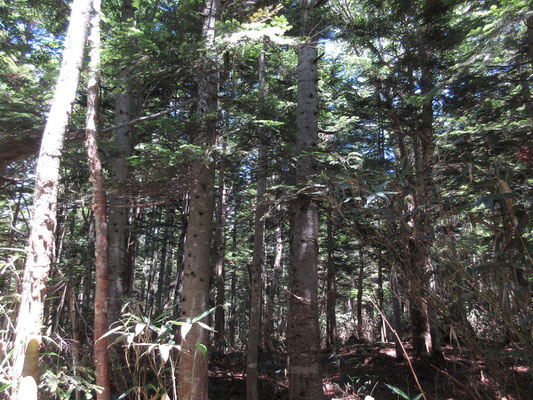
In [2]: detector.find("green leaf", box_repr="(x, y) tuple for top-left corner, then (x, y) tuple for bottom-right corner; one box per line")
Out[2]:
(196, 343), (208, 358)
(385, 383), (409, 399)
(196, 321), (216, 332)
(98, 325), (125, 341)
(191, 306), (218, 323)
(0, 383), (12, 392)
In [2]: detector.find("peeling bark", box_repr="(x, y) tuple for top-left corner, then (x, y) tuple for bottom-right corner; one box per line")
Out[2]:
(11, 0), (92, 397)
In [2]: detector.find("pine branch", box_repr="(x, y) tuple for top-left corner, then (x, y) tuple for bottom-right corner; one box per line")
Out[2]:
(100, 99), (194, 134)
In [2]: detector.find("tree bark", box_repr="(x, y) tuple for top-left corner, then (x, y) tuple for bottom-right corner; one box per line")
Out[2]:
(107, 0), (136, 326)
(287, 1), (324, 398)
(325, 216), (338, 349)
(356, 247), (365, 341)
(68, 283), (81, 400)
(263, 204), (283, 355)
(391, 269), (404, 360)
(177, 1), (221, 398)
(156, 205), (174, 313)
(246, 43), (269, 400)
(409, 40), (436, 358)
(173, 195), (189, 319)
(11, 0), (92, 397)
(377, 256), (386, 342)
(85, 1), (111, 397)
(214, 149), (228, 347)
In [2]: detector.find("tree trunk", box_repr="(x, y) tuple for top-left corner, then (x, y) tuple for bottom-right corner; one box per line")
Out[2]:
(527, 15), (533, 72)
(356, 246), (365, 341)
(263, 204), (283, 354)
(214, 149), (228, 347)
(287, 1), (324, 398)
(391, 269), (404, 360)
(177, 1), (220, 398)
(107, 0), (136, 326)
(82, 214), (95, 311)
(11, 0), (92, 397)
(409, 41), (436, 358)
(246, 44), (269, 400)
(85, 1), (111, 397)
(325, 216), (338, 349)
(377, 256), (386, 342)
(173, 195), (189, 319)
(68, 283), (81, 400)
(156, 205), (174, 313)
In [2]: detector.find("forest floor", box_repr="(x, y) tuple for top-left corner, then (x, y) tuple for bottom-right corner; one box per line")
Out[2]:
(208, 342), (532, 400)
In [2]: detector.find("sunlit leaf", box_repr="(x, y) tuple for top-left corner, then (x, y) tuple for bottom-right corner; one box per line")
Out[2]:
(159, 345), (171, 364)
(181, 322), (192, 341)
(134, 322), (146, 336)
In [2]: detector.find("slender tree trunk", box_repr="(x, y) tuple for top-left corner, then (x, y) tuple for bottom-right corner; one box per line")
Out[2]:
(50, 210), (76, 336)
(68, 283), (81, 400)
(163, 208), (176, 299)
(229, 215), (239, 348)
(263, 204), (283, 354)
(82, 213), (95, 311)
(85, 1), (111, 397)
(527, 15), (533, 72)
(156, 206), (174, 313)
(11, 1), (92, 397)
(409, 41), (436, 358)
(107, 0), (136, 325)
(391, 269), (404, 360)
(377, 256), (386, 342)
(229, 264), (237, 347)
(173, 195), (189, 319)
(325, 217), (338, 349)
(246, 44), (269, 400)
(214, 149), (228, 347)
(177, 1), (221, 398)
(288, 1), (324, 398)
(356, 246), (365, 341)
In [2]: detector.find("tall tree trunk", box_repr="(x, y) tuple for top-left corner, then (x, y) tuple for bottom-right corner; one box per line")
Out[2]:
(247, 144), (266, 400)
(68, 283), (81, 400)
(356, 246), (365, 341)
(214, 149), (228, 347)
(82, 213), (95, 311)
(263, 203), (283, 354)
(325, 216), (338, 349)
(173, 195), (189, 319)
(247, 44), (268, 400)
(377, 255), (386, 342)
(107, 0), (136, 326)
(156, 206), (174, 313)
(391, 269), (404, 360)
(85, 0), (110, 396)
(409, 40), (436, 358)
(288, 1), (324, 398)
(11, 0), (92, 397)
(527, 15), (533, 72)
(177, 1), (221, 398)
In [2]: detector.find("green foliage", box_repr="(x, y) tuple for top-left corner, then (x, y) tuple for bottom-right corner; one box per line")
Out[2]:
(385, 383), (423, 400)
(40, 366), (98, 400)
